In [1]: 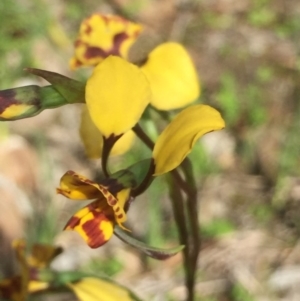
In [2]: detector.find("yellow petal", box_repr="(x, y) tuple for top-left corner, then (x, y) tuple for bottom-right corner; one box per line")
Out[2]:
(80, 105), (135, 159)
(28, 281), (49, 293)
(70, 14), (142, 69)
(68, 277), (136, 301)
(141, 42), (200, 110)
(64, 200), (114, 248)
(152, 105), (225, 175)
(57, 171), (101, 200)
(57, 171), (129, 229)
(96, 185), (128, 230)
(0, 104), (35, 119)
(79, 105), (104, 159)
(86, 56), (151, 137)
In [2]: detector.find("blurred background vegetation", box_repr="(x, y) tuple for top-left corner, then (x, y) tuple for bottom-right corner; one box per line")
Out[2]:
(1, 0), (300, 300)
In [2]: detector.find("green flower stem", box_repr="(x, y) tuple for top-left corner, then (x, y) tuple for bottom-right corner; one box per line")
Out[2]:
(133, 121), (199, 300)
(102, 134), (122, 177)
(168, 173), (194, 301)
(180, 159), (201, 301)
(131, 159), (155, 197)
(133, 123), (155, 149)
(131, 123), (156, 196)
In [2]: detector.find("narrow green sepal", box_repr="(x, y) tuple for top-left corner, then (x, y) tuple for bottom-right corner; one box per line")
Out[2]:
(25, 68), (85, 104)
(110, 169), (137, 189)
(109, 159), (154, 191)
(126, 159), (153, 188)
(114, 226), (185, 260)
(0, 85), (68, 121)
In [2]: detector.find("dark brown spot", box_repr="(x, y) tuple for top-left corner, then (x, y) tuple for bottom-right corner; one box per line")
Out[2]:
(74, 39), (84, 47)
(82, 212), (111, 248)
(117, 214), (123, 219)
(107, 196), (117, 206)
(85, 47), (108, 60)
(64, 216), (81, 229)
(84, 24), (92, 35)
(84, 32), (129, 61)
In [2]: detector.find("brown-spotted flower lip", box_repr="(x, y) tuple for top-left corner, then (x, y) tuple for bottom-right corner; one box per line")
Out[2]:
(57, 170), (132, 248)
(70, 13), (142, 69)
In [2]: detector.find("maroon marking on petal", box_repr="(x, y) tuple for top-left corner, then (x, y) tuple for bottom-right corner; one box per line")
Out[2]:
(0, 276), (22, 299)
(82, 212), (111, 248)
(102, 188), (108, 195)
(115, 207), (120, 213)
(64, 216), (81, 229)
(84, 24), (92, 35)
(100, 14), (110, 25)
(56, 188), (70, 195)
(85, 47), (107, 60)
(112, 32), (129, 54)
(107, 196), (117, 206)
(0, 88), (40, 115)
(72, 58), (82, 68)
(74, 39), (84, 47)
(87, 202), (98, 212)
(117, 213), (123, 219)
(83, 32), (129, 61)
(0, 89), (18, 114)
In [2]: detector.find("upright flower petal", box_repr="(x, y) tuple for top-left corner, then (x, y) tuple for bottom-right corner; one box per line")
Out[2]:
(152, 105), (225, 175)
(70, 14), (142, 69)
(80, 105), (135, 159)
(64, 200), (115, 248)
(141, 42), (200, 110)
(85, 56), (151, 137)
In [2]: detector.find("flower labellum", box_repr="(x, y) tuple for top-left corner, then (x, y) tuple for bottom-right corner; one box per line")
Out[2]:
(57, 170), (134, 248)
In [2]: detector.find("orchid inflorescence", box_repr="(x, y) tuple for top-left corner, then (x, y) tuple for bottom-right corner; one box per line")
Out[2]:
(0, 13), (225, 301)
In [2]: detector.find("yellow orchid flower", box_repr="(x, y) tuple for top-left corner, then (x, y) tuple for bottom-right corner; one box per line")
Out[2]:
(71, 15), (202, 158)
(70, 14), (142, 69)
(0, 240), (29, 301)
(57, 170), (135, 248)
(58, 104), (225, 249)
(0, 240), (62, 301)
(0, 240), (141, 301)
(141, 42), (200, 110)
